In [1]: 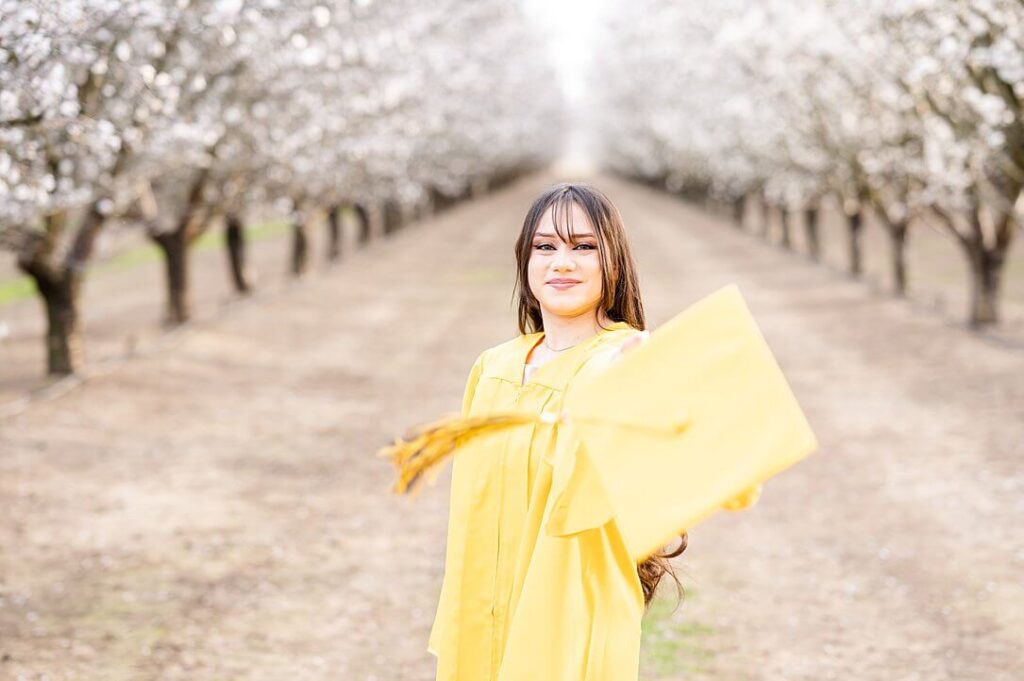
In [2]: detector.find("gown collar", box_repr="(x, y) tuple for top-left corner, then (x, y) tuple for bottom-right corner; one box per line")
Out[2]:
(511, 320), (634, 390)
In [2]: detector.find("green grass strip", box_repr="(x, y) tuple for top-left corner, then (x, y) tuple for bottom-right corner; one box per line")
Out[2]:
(640, 587), (716, 677)
(0, 220), (289, 308)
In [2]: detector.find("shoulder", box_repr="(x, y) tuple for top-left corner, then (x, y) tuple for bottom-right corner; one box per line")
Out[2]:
(595, 324), (644, 347)
(572, 325), (646, 385)
(484, 333), (534, 359)
(589, 324), (645, 358)
(466, 331), (540, 375)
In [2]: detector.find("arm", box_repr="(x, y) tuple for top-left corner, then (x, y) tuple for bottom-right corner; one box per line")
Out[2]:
(605, 328), (762, 511)
(547, 325), (763, 549)
(460, 353), (485, 417)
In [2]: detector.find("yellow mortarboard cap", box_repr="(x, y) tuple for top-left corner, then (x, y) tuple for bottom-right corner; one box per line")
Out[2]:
(559, 283), (818, 561)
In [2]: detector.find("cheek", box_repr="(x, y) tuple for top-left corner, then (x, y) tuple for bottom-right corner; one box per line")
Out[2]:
(527, 257), (546, 293)
(583, 255), (603, 285)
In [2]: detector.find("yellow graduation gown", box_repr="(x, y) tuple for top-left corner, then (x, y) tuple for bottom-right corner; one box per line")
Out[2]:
(428, 321), (651, 681)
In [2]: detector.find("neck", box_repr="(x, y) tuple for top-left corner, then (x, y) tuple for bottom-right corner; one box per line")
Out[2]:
(539, 308), (613, 351)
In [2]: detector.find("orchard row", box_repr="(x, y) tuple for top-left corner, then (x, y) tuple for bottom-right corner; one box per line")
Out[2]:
(593, 0), (1022, 327)
(0, 0), (562, 375)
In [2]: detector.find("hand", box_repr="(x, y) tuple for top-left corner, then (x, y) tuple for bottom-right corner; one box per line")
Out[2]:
(609, 329), (650, 364)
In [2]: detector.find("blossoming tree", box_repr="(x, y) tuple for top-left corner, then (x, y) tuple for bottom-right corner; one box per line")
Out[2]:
(592, 0), (1022, 327)
(1, 0), (561, 374)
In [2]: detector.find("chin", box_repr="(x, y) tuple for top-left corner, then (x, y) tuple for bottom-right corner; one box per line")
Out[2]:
(541, 300), (600, 318)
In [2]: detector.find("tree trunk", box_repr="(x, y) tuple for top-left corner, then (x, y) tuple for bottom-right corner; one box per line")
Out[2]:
(732, 196), (745, 230)
(430, 187), (454, 213)
(489, 169), (518, 191)
(779, 206), (791, 249)
(966, 245), (1003, 327)
(803, 206), (820, 260)
(354, 203), (371, 245)
(41, 273), (82, 375)
(845, 208), (864, 276)
(225, 214), (251, 294)
(152, 226), (191, 325)
(291, 216), (309, 276)
(18, 262), (84, 375)
(383, 200), (402, 236)
(933, 191), (1018, 327)
(326, 204), (342, 262)
(887, 220), (909, 296)
(66, 203), (107, 269)
(151, 170), (211, 326)
(759, 193), (771, 239)
(964, 207), (1015, 327)
(17, 204), (106, 375)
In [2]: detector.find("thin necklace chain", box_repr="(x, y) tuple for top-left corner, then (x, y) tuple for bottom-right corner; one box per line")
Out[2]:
(542, 337), (578, 353)
(538, 321), (614, 355)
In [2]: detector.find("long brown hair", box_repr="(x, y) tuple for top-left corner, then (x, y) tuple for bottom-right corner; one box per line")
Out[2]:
(512, 182), (688, 609)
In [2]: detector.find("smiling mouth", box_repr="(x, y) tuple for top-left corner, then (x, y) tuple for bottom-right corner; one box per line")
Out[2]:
(547, 280), (581, 288)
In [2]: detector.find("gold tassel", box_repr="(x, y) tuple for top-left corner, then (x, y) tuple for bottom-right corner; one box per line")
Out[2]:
(377, 408), (691, 496)
(377, 412), (543, 495)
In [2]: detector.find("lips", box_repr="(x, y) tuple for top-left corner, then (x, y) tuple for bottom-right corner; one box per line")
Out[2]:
(546, 279), (581, 289)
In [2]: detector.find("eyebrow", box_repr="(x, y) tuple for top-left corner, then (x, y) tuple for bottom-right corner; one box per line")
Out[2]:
(534, 231), (596, 238)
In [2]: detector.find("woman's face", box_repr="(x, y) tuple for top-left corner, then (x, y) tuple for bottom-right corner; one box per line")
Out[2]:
(527, 202), (605, 320)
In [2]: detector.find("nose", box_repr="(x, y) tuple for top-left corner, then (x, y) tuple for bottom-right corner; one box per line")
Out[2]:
(553, 245), (577, 271)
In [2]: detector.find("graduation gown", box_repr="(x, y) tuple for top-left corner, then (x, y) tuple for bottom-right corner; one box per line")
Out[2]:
(428, 320), (752, 681)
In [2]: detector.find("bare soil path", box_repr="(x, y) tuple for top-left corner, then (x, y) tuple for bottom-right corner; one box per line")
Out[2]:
(1, 172), (1021, 681)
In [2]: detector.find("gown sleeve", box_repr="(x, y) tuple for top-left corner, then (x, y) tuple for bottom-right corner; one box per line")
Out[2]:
(460, 352), (485, 417)
(427, 351), (485, 657)
(544, 336), (763, 555)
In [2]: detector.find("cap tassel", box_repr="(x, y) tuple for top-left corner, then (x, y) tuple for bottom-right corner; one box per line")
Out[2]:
(378, 412), (542, 495)
(378, 409), (693, 496)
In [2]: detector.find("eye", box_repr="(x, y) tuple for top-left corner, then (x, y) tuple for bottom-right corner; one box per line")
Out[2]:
(574, 243), (596, 250)
(533, 243), (555, 251)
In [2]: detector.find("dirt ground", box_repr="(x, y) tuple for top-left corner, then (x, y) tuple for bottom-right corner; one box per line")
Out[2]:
(1, 171), (1022, 680)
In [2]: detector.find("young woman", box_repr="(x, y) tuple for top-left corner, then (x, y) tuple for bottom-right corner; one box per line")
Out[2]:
(427, 183), (687, 681)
